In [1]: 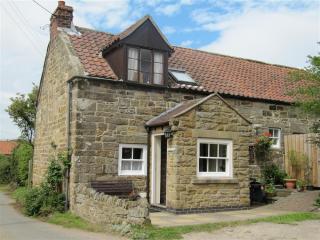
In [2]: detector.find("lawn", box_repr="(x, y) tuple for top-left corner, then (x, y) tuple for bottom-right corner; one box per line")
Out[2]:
(131, 212), (320, 240)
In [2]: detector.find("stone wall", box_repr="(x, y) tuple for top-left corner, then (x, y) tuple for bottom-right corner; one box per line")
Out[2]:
(70, 79), (201, 197)
(227, 98), (316, 179)
(72, 184), (149, 228)
(165, 95), (253, 210)
(33, 32), (84, 185)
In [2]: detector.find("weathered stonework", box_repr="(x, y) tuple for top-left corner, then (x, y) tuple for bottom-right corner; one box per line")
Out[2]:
(33, 32), (84, 185)
(162, 95), (252, 210)
(227, 99), (316, 179)
(72, 184), (149, 227)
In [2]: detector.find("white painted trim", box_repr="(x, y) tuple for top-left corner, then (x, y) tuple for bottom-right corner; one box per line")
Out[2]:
(151, 133), (164, 205)
(118, 144), (147, 176)
(269, 128), (281, 149)
(196, 138), (233, 178)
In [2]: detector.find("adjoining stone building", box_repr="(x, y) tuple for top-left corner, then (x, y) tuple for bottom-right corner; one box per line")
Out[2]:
(33, 1), (317, 220)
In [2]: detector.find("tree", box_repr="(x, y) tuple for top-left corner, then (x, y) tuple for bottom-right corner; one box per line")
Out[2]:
(6, 85), (38, 145)
(290, 51), (320, 145)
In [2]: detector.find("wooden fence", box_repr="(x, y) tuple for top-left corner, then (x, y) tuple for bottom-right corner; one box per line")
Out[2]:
(284, 134), (320, 187)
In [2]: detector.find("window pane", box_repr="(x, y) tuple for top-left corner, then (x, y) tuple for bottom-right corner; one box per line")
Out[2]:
(273, 129), (279, 137)
(122, 148), (132, 159)
(153, 73), (163, 85)
(219, 144), (227, 157)
(140, 72), (152, 84)
(128, 70), (138, 81)
(140, 49), (152, 62)
(128, 58), (138, 70)
(199, 158), (207, 172)
(208, 159), (217, 172)
(154, 52), (163, 63)
(218, 159), (226, 172)
(269, 129), (274, 137)
(272, 138), (278, 145)
(209, 144), (218, 157)
(133, 148), (142, 159)
(154, 62), (163, 74)
(132, 161), (142, 170)
(121, 161), (131, 170)
(128, 48), (138, 59)
(200, 144), (208, 157)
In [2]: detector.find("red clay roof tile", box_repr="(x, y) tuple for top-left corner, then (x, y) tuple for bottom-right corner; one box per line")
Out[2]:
(67, 26), (298, 103)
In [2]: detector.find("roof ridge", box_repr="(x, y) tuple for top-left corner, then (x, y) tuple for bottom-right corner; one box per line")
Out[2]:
(174, 45), (300, 70)
(75, 26), (114, 36)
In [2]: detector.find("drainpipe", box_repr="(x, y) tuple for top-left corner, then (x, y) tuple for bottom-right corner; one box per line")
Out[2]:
(145, 125), (151, 203)
(65, 80), (73, 210)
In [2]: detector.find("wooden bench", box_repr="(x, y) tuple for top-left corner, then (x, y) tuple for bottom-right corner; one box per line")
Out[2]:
(91, 180), (134, 199)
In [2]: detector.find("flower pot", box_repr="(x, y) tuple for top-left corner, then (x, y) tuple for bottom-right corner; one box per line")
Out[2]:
(284, 179), (296, 189)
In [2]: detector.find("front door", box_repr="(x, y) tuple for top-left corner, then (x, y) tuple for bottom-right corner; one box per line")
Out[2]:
(151, 134), (167, 205)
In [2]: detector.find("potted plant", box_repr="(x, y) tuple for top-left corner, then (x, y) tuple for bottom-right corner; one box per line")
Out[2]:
(284, 176), (296, 189)
(296, 179), (305, 192)
(264, 183), (276, 198)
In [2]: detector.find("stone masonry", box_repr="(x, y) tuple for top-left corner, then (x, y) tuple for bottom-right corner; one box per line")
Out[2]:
(73, 184), (149, 227)
(164, 95), (252, 210)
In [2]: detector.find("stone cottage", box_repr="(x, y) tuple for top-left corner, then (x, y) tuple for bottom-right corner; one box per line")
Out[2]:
(33, 1), (317, 218)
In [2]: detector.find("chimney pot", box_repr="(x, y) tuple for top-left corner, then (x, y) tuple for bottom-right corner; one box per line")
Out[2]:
(58, 1), (65, 7)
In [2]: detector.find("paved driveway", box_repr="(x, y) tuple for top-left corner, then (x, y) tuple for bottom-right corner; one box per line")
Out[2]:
(0, 192), (124, 240)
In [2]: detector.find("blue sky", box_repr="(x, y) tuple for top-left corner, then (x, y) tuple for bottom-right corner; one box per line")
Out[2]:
(0, 0), (319, 139)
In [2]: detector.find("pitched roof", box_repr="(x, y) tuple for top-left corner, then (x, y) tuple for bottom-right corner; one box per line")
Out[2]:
(67, 18), (298, 103)
(146, 93), (251, 127)
(0, 140), (18, 155)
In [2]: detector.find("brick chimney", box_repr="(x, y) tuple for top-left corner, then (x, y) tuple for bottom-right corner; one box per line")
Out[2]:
(50, 1), (73, 38)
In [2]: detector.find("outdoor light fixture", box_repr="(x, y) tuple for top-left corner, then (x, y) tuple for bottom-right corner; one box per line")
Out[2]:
(164, 126), (172, 139)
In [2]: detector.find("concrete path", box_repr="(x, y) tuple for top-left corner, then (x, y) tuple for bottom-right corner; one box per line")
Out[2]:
(151, 190), (319, 227)
(0, 192), (125, 240)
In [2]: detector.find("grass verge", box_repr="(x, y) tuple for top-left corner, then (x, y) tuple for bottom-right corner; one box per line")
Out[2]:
(131, 212), (320, 240)
(46, 212), (104, 232)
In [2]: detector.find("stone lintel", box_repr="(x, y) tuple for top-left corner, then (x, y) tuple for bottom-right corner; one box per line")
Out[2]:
(192, 130), (239, 139)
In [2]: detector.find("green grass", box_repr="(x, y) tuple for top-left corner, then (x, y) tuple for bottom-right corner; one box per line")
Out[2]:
(131, 212), (320, 240)
(47, 212), (104, 232)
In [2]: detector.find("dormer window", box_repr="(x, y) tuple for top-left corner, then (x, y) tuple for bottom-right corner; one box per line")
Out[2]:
(127, 47), (164, 85)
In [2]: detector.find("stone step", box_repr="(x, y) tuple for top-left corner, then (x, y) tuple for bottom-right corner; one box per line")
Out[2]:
(276, 189), (293, 197)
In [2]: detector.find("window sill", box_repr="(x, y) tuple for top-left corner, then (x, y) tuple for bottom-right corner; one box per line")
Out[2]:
(192, 177), (239, 184)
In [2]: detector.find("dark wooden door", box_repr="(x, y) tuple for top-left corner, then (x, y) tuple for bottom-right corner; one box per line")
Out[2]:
(160, 135), (167, 205)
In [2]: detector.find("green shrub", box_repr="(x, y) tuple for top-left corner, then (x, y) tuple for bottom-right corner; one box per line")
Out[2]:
(12, 156), (66, 216)
(0, 155), (11, 183)
(11, 142), (33, 186)
(315, 194), (320, 208)
(263, 163), (287, 185)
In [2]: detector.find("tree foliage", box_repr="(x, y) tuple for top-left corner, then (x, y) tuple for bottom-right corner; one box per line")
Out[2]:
(11, 141), (33, 186)
(290, 53), (320, 115)
(290, 52), (320, 145)
(6, 85), (38, 144)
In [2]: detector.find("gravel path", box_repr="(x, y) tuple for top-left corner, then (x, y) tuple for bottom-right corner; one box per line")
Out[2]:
(184, 220), (320, 240)
(261, 190), (320, 212)
(0, 192), (125, 240)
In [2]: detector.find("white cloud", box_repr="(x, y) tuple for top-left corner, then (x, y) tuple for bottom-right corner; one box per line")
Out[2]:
(157, 3), (180, 16)
(162, 26), (176, 34)
(180, 40), (193, 47)
(200, 6), (320, 68)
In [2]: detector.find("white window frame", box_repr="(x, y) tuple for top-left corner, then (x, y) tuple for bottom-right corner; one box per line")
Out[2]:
(197, 139), (233, 178)
(118, 144), (147, 176)
(269, 128), (281, 149)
